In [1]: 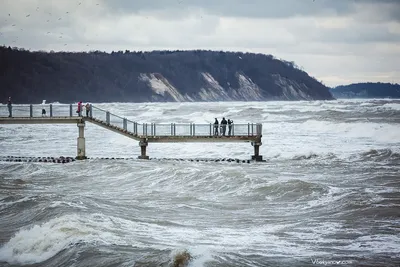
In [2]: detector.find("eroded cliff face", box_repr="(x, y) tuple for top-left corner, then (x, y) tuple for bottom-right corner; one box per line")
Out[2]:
(0, 47), (334, 103)
(138, 71), (329, 102)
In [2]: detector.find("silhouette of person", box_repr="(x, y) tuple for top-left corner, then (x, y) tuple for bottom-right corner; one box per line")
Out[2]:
(85, 103), (91, 117)
(221, 117), (227, 136)
(214, 118), (219, 136)
(7, 97), (12, 117)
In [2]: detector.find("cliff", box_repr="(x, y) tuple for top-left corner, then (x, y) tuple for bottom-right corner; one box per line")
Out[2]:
(0, 46), (334, 103)
(331, 82), (400, 99)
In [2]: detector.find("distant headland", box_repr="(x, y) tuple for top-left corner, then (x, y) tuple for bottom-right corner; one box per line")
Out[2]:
(330, 82), (400, 99)
(1, 46), (334, 103)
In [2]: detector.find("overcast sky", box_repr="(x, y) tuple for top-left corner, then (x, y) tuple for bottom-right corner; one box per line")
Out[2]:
(1, 0), (399, 87)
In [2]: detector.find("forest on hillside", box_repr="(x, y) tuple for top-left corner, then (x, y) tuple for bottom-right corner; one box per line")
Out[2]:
(0, 46), (333, 103)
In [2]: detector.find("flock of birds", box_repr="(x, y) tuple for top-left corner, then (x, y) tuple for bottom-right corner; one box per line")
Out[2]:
(0, 0), (199, 50)
(1, 1), (101, 48)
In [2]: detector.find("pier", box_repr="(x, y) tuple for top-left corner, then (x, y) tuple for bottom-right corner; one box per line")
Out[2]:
(0, 104), (263, 161)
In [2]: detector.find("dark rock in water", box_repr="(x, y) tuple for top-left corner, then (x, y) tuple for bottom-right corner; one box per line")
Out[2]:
(172, 250), (191, 267)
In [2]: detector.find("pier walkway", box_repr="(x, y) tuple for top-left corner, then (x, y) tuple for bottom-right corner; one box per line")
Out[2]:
(0, 104), (263, 160)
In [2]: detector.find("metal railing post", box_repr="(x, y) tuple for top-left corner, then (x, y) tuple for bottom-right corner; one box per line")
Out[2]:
(154, 124), (156, 136)
(173, 123), (176, 136)
(143, 124), (146, 136)
(257, 123), (262, 136)
(252, 123), (254, 136)
(170, 123), (173, 136)
(50, 104), (53, 117)
(232, 124), (235, 136)
(190, 123), (192, 136)
(89, 104), (93, 118)
(123, 118), (127, 131)
(151, 123), (154, 136)
(106, 112), (110, 124)
(193, 123), (195, 136)
(69, 104), (73, 117)
(30, 104), (33, 117)
(209, 123), (212, 136)
(248, 123), (250, 136)
(134, 122), (137, 134)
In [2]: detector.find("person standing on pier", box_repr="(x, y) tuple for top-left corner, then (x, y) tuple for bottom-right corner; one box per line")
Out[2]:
(77, 101), (83, 116)
(221, 117), (228, 136)
(228, 119), (233, 136)
(85, 103), (91, 117)
(214, 118), (219, 136)
(7, 97), (12, 117)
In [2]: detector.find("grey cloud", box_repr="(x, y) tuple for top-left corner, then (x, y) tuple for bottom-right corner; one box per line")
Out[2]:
(101, 0), (356, 18)
(101, 0), (400, 21)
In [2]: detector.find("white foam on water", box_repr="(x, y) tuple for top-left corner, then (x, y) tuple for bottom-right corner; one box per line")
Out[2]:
(0, 214), (93, 265)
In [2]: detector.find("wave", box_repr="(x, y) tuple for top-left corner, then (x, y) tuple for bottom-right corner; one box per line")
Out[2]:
(252, 179), (329, 202)
(0, 214), (112, 265)
(359, 148), (400, 163)
(268, 149), (400, 164)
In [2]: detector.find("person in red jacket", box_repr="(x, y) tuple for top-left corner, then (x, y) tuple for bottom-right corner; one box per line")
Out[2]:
(77, 101), (83, 116)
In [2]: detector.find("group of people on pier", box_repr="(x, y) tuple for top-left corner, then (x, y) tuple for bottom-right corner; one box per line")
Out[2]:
(4, 97), (91, 118)
(214, 117), (234, 136)
(76, 101), (91, 117)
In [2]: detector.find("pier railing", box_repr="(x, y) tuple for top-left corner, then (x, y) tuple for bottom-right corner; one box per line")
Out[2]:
(0, 104), (262, 137)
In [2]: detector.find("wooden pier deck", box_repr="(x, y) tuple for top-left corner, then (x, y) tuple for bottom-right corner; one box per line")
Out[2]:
(0, 104), (263, 160)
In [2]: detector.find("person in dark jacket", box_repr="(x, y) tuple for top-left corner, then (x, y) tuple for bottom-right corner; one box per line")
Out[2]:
(85, 103), (91, 117)
(214, 118), (219, 136)
(221, 117), (228, 136)
(7, 97), (12, 117)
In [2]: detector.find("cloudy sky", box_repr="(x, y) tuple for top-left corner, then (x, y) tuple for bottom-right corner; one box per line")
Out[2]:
(1, 0), (399, 87)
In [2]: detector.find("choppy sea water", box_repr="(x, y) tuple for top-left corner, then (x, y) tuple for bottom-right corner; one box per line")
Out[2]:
(0, 99), (399, 267)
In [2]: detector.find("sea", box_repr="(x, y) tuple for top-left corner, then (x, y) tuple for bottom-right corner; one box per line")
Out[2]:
(0, 99), (399, 267)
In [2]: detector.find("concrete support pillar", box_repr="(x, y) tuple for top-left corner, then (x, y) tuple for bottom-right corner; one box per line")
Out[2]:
(138, 140), (149, 159)
(251, 141), (263, 161)
(76, 122), (86, 160)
